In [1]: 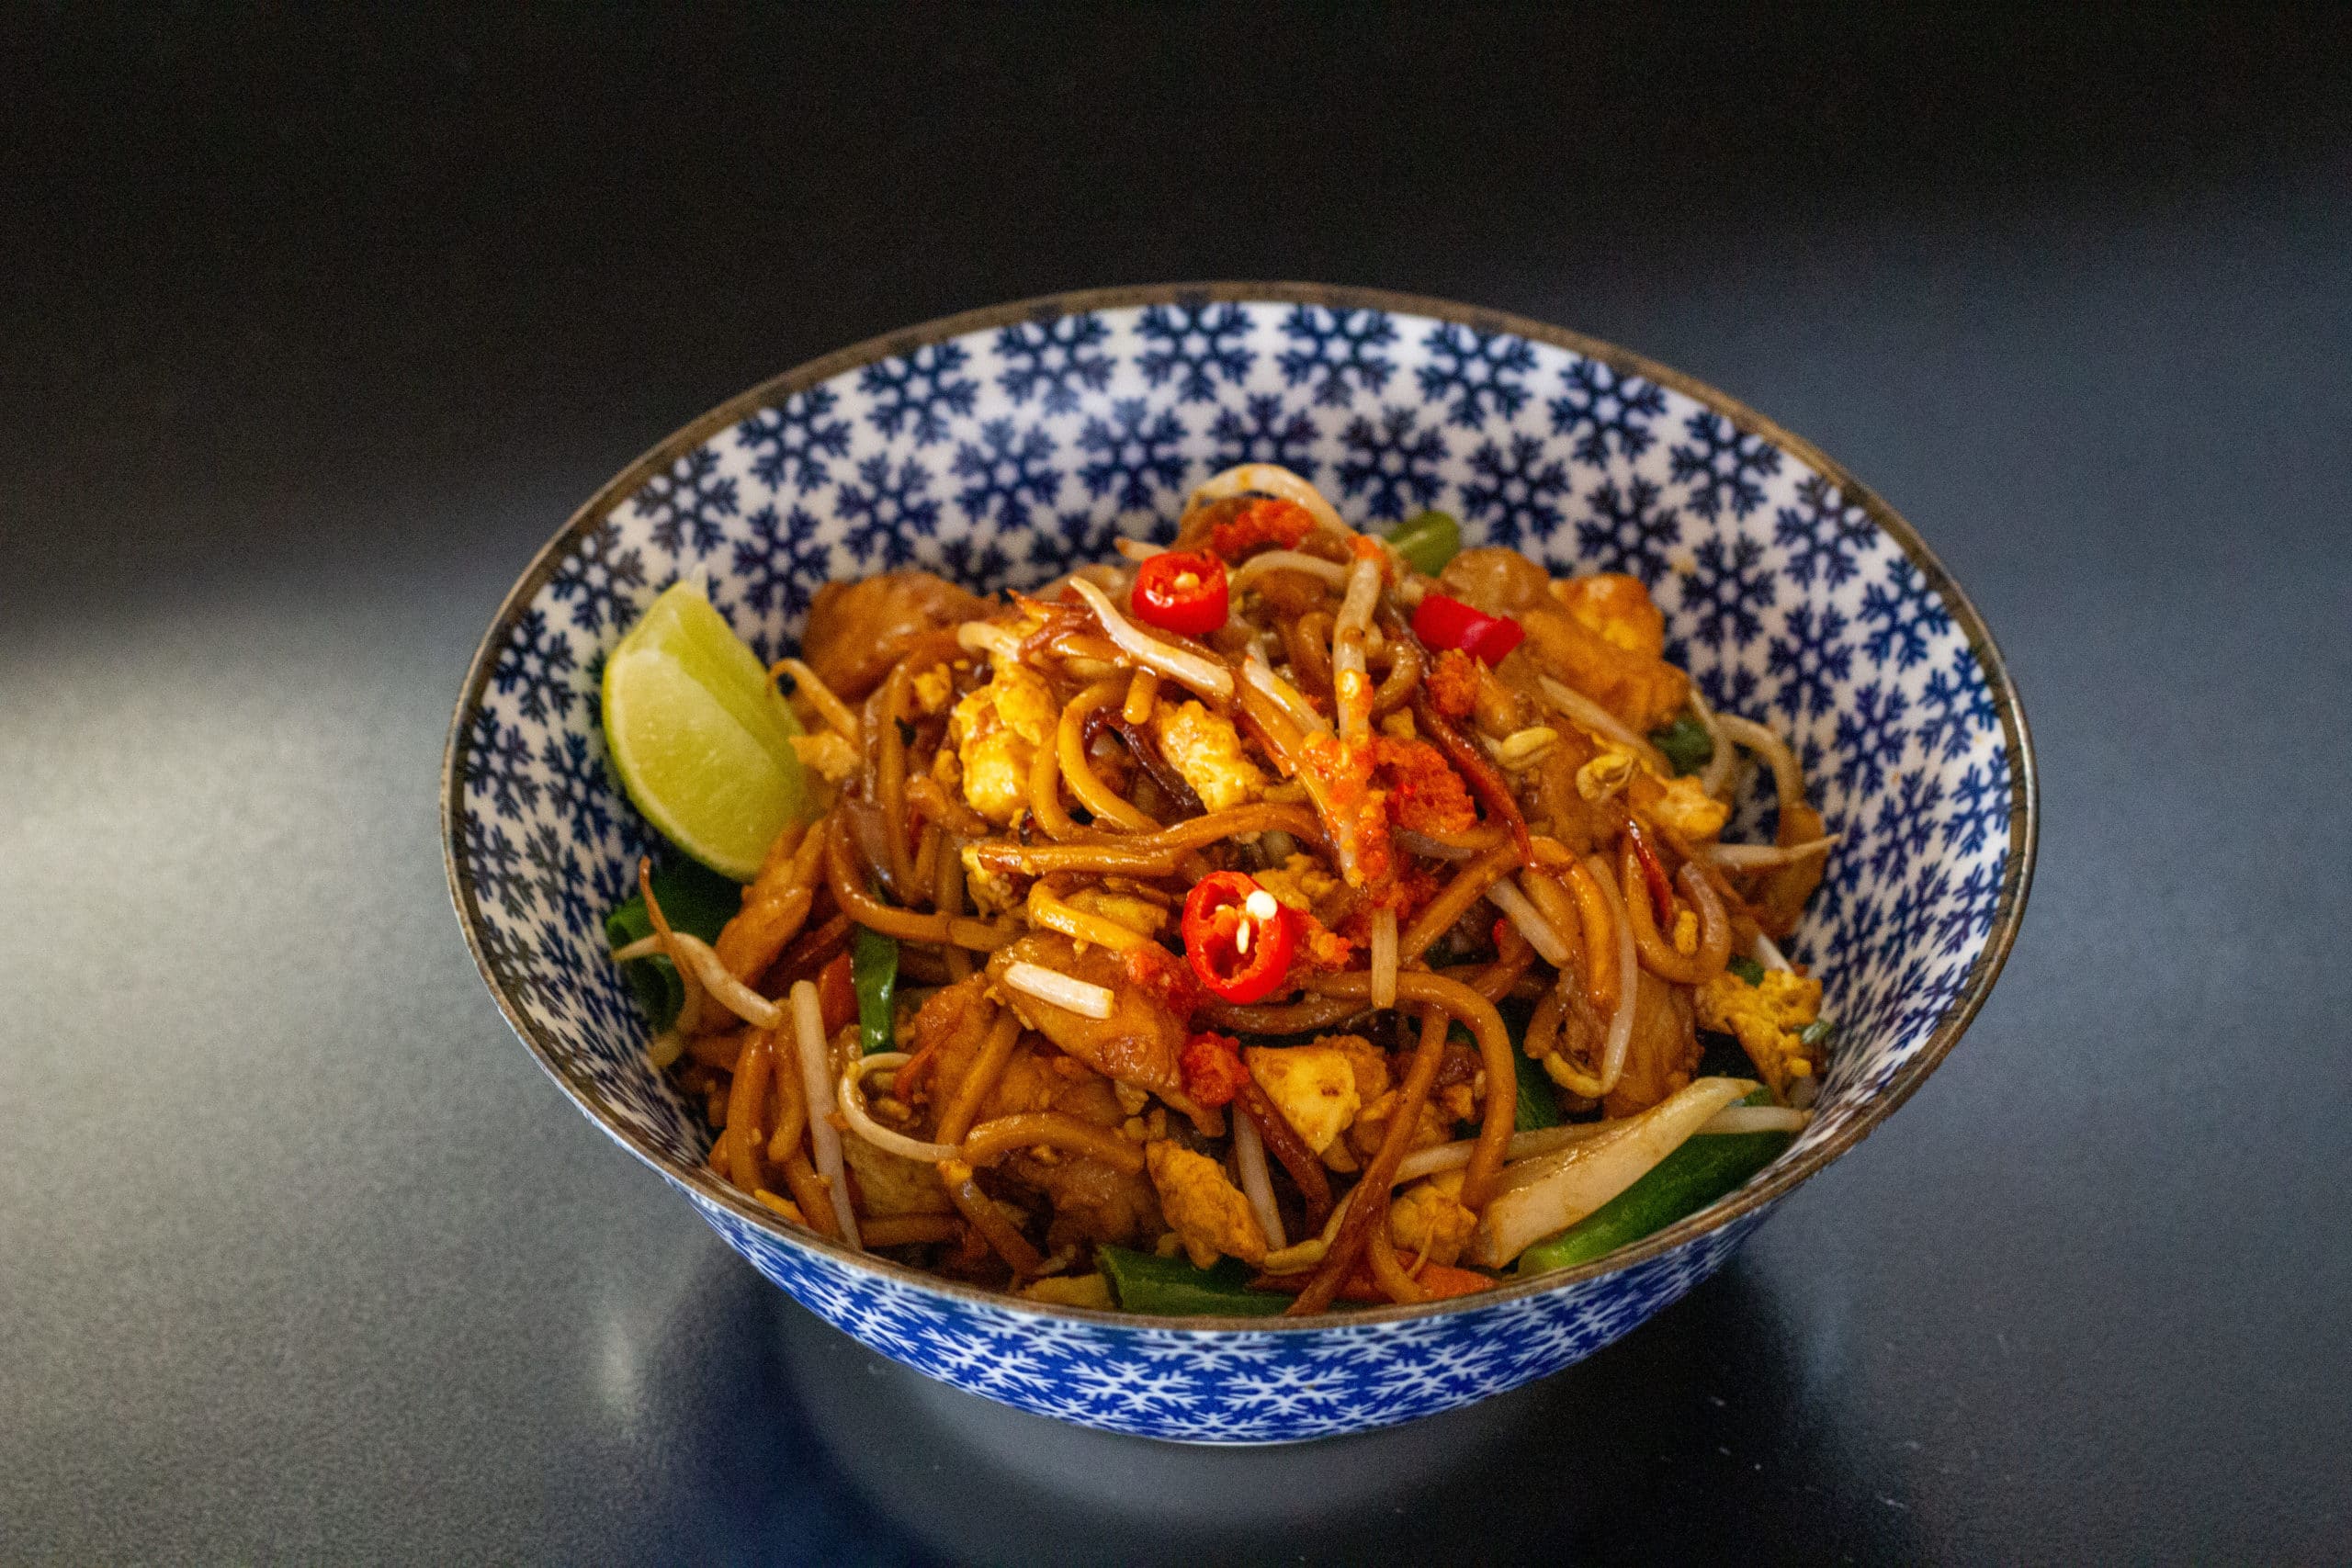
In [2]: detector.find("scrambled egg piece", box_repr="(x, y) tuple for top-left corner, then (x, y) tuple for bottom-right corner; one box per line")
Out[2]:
(789, 730), (861, 784)
(1155, 700), (1268, 813)
(1146, 1141), (1268, 1269)
(1633, 772), (1730, 842)
(1255, 853), (1340, 917)
(910, 665), (956, 716)
(1389, 1170), (1478, 1269)
(959, 844), (1022, 913)
(1021, 1272), (1114, 1309)
(1696, 967), (1826, 1097)
(949, 662), (1058, 826)
(1554, 572), (1668, 658)
(1244, 1043), (1362, 1155)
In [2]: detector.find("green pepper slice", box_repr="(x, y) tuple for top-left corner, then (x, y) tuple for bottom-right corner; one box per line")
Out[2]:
(1096, 1246), (1291, 1316)
(1386, 510), (1463, 576)
(603, 859), (742, 1031)
(853, 925), (899, 1056)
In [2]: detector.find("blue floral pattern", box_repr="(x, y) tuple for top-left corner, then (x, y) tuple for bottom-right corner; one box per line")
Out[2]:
(447, 291), (2030, 1443)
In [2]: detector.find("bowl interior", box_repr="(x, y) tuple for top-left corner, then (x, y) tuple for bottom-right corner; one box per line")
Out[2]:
(445, 285), (2030, 1310)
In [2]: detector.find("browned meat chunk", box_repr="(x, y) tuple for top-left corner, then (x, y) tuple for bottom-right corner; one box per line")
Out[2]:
(1601, 966), (1702, 1118)
(984, 932), (1186, 1100)
(801, 570), (990, 702)
(1439, 546), (1553, 617)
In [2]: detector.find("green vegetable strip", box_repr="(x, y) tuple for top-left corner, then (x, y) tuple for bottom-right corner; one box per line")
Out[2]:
(1648, 713), (1714, 775)
(1726, 953), (1766, 986)
(1096, 1246), (1291, 1316)
(1386, 510), (1463, 576)
(1515, 1128), (1792, 1276)
(1513, 1049), (1565, 1132)
(853, 926), (899, 1056)
(603, 859), (744, 1031)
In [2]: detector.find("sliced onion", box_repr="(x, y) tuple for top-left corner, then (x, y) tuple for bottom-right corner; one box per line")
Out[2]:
(1752, 931), (1793, 972)
(1187, 462), (1348, 535)
(1539, 677), (1670, 775)
(1702, 1105), (1811, 1135)
(839, 1052), (962, 1162)
(1369, 907), (1398, 1010)
(1113, 536), (1162, 562)
(1701, 835), (1840, 869)
(1242, 654), (1331, 734)
(608, 934), (665, 964)
(1397, 1098), (1803, 1184)
(1716, 714), (1806, 821)
(1001, 960), (1116, 1020)
(1487, 876), (1574, 967)
(789, 981), (862, 1247)
(1068, 578), (1234, 700)
(666, 931), (786, 1031)
(1231, 550), (1351, 591)
(1231, 1108), (1288, 1251)
(1396, 1121), (1612, 1183)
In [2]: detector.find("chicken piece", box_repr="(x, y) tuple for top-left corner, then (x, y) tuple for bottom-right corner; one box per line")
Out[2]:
(1748, 798), (1831, 939)
(1146, 1141), (1269, 1269)
(985, 932), (1187, 1100)
(1601, 967), (1702, 1118)
(1439, 546), (1553, 617)
(919, 981), (1164, 1247)
(1388, 1170), (1478, 1269)
(1154, 700), (1268, 813)
(841, 1135), (954, 1218)
(801, 570), (990, 702)
(949, 661), (1059, 826)
(1242, 1043), (1362, 1155)
(1696, 966), (1826, 1098)
(1346, 1086), (1455, 1168)
(1553, 572), (1668, 659)
(1519, 604), (1690, 735)
(1631, 772), (1731, 842)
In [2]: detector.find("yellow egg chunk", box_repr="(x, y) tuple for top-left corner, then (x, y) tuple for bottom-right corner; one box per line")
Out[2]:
(1243, 1043), (1362, 1155)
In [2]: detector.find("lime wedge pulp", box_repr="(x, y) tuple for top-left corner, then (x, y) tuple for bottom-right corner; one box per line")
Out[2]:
(601, 581), (809, 881)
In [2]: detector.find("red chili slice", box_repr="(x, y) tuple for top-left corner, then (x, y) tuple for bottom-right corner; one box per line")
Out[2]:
(1180, 870), (1297, 1004)
(1130, 549), (1230, 637)
(1411, 592), (1525, 665)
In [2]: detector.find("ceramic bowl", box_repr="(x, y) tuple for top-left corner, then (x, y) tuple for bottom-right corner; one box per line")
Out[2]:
(442, 284), (2036, 1442)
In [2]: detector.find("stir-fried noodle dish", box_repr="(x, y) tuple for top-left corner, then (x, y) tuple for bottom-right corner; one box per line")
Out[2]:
(606, 464), (1840, 1315)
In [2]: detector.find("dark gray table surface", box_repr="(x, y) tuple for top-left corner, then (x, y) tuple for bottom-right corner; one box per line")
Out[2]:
(6, 10), (2347, 1563)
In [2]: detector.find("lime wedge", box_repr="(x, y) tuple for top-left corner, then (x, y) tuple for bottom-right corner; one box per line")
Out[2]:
(602, 581), (808, 881)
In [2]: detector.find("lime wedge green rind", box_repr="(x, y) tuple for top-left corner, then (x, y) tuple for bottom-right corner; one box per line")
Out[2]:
(601, 582), (811, 881)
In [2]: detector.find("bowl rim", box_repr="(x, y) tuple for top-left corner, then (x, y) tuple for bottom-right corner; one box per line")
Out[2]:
(441, 281), (2040, 1333)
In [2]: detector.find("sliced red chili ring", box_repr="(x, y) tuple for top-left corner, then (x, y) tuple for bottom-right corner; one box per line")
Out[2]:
(1180, 870), (1297, 1004)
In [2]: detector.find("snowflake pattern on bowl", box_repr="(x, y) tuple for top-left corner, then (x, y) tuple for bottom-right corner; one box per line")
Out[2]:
(443, 286), (2035, 1442)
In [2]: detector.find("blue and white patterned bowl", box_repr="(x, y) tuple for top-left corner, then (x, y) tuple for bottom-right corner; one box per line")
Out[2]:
(442, 285), (2036, 1442)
